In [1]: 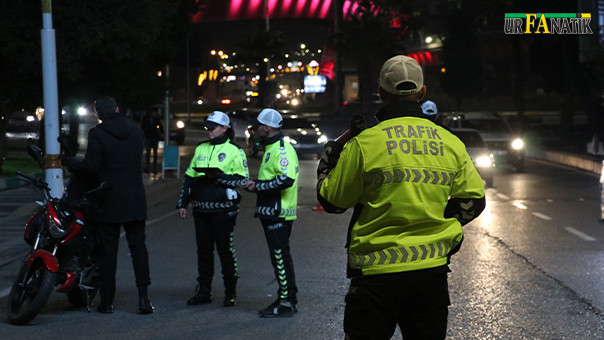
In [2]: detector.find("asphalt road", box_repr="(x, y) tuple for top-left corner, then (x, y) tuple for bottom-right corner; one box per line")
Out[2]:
(0, 144), (603, 338)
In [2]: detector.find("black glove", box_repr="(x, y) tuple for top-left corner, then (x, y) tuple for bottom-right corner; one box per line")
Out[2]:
(350, 114), (365, 137)
(62, 156), (79, 172)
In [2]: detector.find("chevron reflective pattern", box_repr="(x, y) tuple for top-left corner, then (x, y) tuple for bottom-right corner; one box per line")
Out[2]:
(364, 168), (455, 186)
(280, 208), (296, 217)
(256, 205), (276, 216)
(256, 175), (290, 191)
(217, 177), (248, 187)
(191, 200), (235, 209)
(229, 231), (239, 277)
(348, 241), (453, 268)
(274, 249), (289, 299)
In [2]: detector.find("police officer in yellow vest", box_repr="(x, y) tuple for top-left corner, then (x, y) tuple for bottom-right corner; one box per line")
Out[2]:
(317, 56), (486, 339)
(240, 108), (300, 318)
(177, 111), (249, 307)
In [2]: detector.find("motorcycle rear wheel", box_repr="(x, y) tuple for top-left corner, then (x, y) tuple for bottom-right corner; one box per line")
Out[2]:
(7, 260), (57, 325)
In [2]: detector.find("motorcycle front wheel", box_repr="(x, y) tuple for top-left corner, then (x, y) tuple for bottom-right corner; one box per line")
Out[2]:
(7, 260), (57, 325)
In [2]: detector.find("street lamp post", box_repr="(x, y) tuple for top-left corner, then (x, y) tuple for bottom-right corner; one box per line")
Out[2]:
(40, 0), (63, 198)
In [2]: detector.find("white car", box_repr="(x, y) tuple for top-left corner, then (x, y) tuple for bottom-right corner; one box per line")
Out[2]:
(443, 112), (525, 172)
(452, 128), (496, 187)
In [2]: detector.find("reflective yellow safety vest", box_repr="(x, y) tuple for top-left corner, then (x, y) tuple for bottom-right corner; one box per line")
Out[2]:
(256, 133), (299, 221)
(180, 138), (248, 212)
(319, 116), (485, 276)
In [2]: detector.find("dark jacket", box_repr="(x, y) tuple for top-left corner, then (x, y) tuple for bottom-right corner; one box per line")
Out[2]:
(69, 115), (147, 223)
(141, 115), (163, 141)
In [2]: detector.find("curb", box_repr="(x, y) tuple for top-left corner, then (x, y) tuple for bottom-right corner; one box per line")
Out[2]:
(530, 150), (603, 175)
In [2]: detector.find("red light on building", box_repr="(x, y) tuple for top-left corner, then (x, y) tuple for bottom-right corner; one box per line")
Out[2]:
(194, 0), (334, 23)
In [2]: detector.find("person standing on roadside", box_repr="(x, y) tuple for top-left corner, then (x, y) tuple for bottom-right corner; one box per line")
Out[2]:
(141, 109), (164, 174)
(64, 96), (154, 315)
(177, 111), (249, 307)
(317, 55), (486, 339)
(240, 108), (300, 318)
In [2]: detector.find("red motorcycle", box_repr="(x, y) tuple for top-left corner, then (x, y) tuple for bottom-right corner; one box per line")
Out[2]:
(6, 143), (102, 325)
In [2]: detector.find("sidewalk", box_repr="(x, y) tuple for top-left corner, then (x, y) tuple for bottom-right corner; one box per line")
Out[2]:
(0, 153), (192, 268)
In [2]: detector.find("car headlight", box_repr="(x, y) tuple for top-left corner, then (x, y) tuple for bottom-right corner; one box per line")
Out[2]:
(284, 136), (297, 144)
(475, 155), (493, 168)
(317, 135), (328, 144)
(176, 120), (185, 129)
(511, 138), (524, 150)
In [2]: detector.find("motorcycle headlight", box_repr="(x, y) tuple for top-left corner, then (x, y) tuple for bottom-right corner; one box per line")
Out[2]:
(511, 138), (524, 150)
(176, 120), (185, 129)
(317, 135), (328, 144)
(47, 213), (68, 239)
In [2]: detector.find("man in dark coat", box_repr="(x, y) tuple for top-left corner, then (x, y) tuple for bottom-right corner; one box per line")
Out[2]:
(141, 109), (163, 174)
(66, 96), (154, 314)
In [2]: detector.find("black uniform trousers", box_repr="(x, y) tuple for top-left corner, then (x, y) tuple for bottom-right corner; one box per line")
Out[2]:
(260, 219), (298, 304)
(97, 220), (151, 306)
(144, 138), (159, 173)
(192, 211), (239, 293)
(344, 266), (450, 340)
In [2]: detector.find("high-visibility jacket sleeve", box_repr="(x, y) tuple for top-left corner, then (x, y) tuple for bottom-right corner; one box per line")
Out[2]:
(318, 139), (364, 209)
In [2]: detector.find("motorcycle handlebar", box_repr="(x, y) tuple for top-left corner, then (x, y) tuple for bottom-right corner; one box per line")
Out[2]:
(16, 171), (49, 190)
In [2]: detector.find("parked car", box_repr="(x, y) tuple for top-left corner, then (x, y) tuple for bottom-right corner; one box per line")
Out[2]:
(452, 128), (495, 187)
(246, 115), (328, 157)
(5, 111), (40, 148)
(442, 112), (525, 172)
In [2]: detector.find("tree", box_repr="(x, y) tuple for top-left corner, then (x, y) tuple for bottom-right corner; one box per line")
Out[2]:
(338, 0), (407, 123)
(0, 0), (202, 174)
(439, 5), (483, 110)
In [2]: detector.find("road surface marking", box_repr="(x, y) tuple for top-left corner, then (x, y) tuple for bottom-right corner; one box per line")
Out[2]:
(532, 212), (552, 220)
(496, 193), (509, 200)
(512, 201), (527, 209)
(564, 227), (596, 241)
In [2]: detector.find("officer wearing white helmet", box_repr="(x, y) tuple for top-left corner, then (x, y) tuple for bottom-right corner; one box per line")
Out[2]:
(177, 111), (249, 307)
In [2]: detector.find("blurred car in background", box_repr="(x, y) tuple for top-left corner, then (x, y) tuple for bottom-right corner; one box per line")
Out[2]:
(158, 111), (185, 145)
(6, 111), (40, 142)
(227, 108), (263, 142)
(442, 112), (524, 172)
(246, 114), (328, 157)
(452, 128), (495, 187)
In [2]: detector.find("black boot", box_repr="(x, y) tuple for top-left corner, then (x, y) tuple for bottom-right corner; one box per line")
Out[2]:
(138, 285), (154, 314)
(187, 285), (211, 305)
(223, 292), (236, 307)
(138, 297), (154, 314)
(223, 278), (237, 307)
